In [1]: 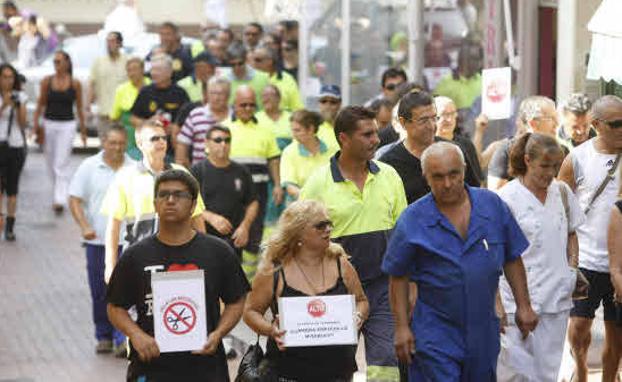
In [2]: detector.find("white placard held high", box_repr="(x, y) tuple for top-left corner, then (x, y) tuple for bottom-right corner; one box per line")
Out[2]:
(482, 67), (512, 120)
(152, 270), (207, 353)
(278, 294), (357, 347)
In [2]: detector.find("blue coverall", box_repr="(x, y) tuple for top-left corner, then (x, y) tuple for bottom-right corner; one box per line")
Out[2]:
(382, 187), (529, 382)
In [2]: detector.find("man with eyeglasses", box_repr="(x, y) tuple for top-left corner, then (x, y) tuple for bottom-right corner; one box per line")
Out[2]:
(225, 45), (269, 109)
(176, 76), (231, 167)
(107, 169), (249, 381)
(364, 67), (407, 108)
(379, 90), (480, 204)
(191, 125), (258, 258)
(487, 96), (562, 191)
(223, 86), (281, 279)
(558, 95), (622, 382)
(316, 84), (342, 151)
(101, 121), (206, 284)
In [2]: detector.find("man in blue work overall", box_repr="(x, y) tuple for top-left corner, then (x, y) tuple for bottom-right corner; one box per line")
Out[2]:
(382, 141), (538, 381)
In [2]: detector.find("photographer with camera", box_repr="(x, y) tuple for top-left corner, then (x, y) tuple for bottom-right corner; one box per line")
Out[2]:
(0, 63), (27, 241)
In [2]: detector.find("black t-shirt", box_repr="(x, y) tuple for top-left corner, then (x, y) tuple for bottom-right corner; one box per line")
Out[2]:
(190, 160), (257, 239)
(131, 83), (190, 124)
(379, 137), (481, 204)
(107, 233), (250, 381)
(378, 124), (400, 149)
(454, 134), (484, 182)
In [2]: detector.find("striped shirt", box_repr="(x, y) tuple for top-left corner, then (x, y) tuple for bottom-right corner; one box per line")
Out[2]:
(177, 105), (218, 165)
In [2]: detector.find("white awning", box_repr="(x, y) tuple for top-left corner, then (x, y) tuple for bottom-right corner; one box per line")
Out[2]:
(586, 0), (622, 83)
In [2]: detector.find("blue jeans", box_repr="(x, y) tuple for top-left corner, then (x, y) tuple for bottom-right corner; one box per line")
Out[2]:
(85, 244), (124, 346)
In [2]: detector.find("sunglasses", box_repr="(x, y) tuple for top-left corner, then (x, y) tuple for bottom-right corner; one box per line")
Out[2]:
(313, 220), (333, 231)
(602, 119), (622, 129)
(210, 137), (231, 144)
(149, 135), (167, 143)
(230, 61), (245, 67)
(156, 190), (193, 201)
(384, 83), (401, 91)
(253, 57), (266, 63)
(239, 102), (256, 109)
(319, 98), (340, 105)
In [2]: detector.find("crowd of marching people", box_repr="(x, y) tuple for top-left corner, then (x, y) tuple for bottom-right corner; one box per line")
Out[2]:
(2, 10), (622, 382)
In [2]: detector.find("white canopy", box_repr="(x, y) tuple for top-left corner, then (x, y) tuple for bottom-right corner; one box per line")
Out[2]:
(586, 0), (622, 83)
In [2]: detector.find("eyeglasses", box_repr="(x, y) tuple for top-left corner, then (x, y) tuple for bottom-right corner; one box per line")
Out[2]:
(438, 111), (457, 120)
(149, 135), (167, 143)
(156, 190), (193, 201)
(209, 137), (231, 144)
(384, 82), (403, 91)
(230, 61), (245, 67)
(239, 102), (256, 109)
(404, 115), (436, 125)
(600, 119), (622, 129)
(319, 98), (340, 105)
(313, 220), (333, 231)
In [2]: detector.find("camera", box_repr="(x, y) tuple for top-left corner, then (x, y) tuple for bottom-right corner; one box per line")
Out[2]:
(10, 91), (19, 105)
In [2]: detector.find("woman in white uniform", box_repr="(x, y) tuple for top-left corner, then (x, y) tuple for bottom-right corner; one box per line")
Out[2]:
(497, 132), (585, 382)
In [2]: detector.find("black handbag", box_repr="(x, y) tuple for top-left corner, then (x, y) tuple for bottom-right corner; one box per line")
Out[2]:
(235, 337), (274, 382)
(235, 271), (280, 382)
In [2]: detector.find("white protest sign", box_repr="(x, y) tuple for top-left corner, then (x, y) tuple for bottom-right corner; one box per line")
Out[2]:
(278, 294), (357, 347)
(482, 67), (512, 120)
(152, 270), (207, 353)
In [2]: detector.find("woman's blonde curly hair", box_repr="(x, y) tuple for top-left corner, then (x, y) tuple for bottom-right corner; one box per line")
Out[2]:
(259, 200), (346, 272)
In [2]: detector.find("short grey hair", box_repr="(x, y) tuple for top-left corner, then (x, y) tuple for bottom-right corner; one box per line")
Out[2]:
(150, 53), (173, 70)
(421, 141), (466, 174)
(208, 76), (231, 91)
(518, 96), (555, 123)
(434, 96), (455, 114)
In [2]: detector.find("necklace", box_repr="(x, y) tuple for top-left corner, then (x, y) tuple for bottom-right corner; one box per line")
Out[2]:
(294, 257), (325, 295)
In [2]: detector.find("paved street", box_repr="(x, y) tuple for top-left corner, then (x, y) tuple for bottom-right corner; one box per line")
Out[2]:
(0, 150), (611, 381)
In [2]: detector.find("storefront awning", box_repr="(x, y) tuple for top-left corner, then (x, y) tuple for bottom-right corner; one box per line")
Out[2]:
(587, 0), (622, 83)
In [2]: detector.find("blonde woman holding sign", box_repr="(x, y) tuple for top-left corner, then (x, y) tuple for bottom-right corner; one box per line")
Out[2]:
(243, 200), (369, 382)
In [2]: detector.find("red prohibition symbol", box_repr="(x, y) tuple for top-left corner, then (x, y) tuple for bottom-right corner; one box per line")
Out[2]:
(163, 301), (197, 335)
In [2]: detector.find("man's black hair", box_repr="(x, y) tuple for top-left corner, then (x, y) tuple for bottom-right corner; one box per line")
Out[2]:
(334, 106), (376, 147)
(206, 125), (231, 139)
(160, 21), (179, 34)
(398, 90), (434, 120)
(246, 22), (263, 34)
(154, 169), (199, 201)
(381, 67), (408, 88)
(109, 31), (123, 46)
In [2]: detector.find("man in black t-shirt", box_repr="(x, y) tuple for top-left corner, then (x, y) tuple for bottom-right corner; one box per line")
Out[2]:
(190, 125), (258, 258)
(131, 53), (190, 161)
(379, 91), (480, 204)
(107, 169), (249, 381)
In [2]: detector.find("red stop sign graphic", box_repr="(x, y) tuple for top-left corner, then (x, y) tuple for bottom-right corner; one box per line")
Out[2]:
(307, 299), (326, 318)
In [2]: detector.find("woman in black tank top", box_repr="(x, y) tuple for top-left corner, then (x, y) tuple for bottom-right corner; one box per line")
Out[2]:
(244, 200), (369, 382)
(32, 51), (86, 214)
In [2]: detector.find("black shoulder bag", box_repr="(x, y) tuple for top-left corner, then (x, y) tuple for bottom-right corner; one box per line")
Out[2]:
(235, 271), (279, 382)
